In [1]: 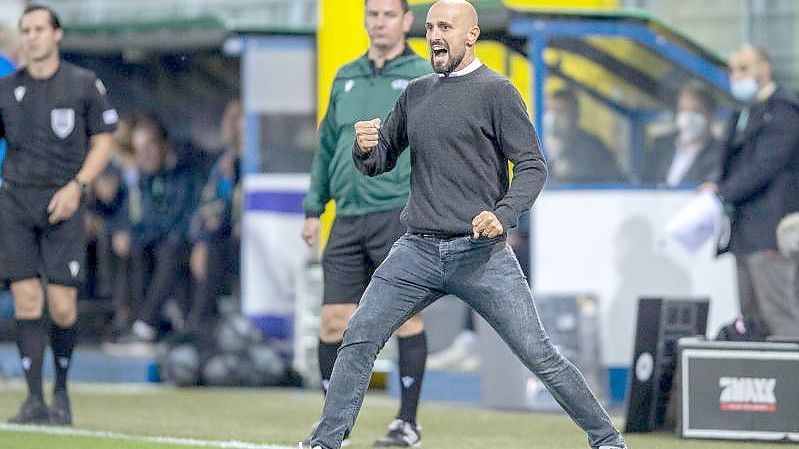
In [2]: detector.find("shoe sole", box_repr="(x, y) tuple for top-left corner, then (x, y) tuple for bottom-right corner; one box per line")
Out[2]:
(299, 437), (350, 448)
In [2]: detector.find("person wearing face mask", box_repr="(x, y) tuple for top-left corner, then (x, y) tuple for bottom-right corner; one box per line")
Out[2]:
(543, 88), (626, 184)
(643, 83), (721, 187)
(702, 45), (799, 339)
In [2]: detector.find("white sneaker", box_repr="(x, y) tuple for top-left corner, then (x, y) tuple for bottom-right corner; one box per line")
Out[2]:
(426, 330), (478, 370)
(132, 320), (157, 341)
(373, 419), (422, 447)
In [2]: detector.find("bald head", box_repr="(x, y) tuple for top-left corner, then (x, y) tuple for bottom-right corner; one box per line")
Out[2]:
(426, 0), (480, 74)
(740, 44), (771, 65)
(430, 0), (478, 27)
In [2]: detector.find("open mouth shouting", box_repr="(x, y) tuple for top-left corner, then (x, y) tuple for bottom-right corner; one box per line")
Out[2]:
(430, 41), (449, 67)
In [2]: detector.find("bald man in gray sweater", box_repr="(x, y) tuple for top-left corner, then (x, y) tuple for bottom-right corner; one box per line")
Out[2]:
(306, 2), (628, 449)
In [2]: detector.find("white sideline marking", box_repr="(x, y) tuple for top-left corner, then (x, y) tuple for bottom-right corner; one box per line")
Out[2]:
(0, 423), (295, 449)
(0, 380), (162, 395)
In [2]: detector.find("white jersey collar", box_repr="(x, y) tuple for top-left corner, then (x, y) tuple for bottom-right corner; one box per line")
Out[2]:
(439, 58), (482, 77)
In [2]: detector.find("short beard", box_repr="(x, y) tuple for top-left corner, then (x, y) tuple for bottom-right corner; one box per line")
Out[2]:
(432, 47), (466, 75)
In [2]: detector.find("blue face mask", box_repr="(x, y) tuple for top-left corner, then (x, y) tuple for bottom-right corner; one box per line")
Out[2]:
(730, 77), (759, 102)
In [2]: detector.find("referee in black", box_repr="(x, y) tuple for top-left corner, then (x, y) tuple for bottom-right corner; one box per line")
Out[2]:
(0, 5), (117, 425)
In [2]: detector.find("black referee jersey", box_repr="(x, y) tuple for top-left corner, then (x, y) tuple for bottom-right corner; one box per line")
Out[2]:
(0, 61), (118, 188)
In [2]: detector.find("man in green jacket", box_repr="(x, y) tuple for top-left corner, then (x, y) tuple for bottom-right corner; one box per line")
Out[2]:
(301, 0), (430, 446)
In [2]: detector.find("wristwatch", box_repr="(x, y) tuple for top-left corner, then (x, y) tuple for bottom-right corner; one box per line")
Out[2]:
(74, 178), (89, 194)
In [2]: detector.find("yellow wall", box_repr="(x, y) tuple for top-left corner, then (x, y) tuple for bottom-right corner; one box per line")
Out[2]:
(317, 0), (369, 122)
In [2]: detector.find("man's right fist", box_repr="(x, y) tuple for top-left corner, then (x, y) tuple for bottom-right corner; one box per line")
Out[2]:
(354, 118), (381, 152)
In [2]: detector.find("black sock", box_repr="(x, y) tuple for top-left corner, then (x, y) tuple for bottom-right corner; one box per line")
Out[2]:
(318, 339), (341, 395)
(15, 318), (47, 400)
(50, 323), (77, 393)
(397, 332), (427, 424)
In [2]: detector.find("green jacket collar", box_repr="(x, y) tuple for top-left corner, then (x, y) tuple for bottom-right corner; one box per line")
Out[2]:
(361, 43), (419, 76)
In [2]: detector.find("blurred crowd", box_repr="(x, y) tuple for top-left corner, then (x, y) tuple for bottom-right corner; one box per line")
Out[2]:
(543, 82), (721, 187)
(81, 100), (243, 346)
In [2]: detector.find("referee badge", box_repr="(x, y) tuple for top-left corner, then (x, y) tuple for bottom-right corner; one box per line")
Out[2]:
(51, 108), (75, 139)
(14, 86), (25, 102)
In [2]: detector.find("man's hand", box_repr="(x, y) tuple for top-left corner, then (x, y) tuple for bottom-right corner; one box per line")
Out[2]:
(94, 173), (119, 204)
(111, 231), (130, 258)
(354, 118), (381, 153)
(472, 211), (504, 239)
(47, 181), (82, 224)
(190, 242), (209, 281)
(302, 217), (321, 247)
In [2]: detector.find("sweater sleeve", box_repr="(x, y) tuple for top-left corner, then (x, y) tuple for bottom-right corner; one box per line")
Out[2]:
(491, 80), (548, 230)
(353, 88), (409, 176)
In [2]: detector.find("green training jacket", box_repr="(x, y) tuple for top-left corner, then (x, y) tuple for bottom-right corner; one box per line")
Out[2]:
(303, 47), (431, 218)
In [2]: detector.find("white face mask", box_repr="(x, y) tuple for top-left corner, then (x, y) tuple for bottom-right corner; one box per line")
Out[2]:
(543, 110), (556, 134)
(676, 110), (708, 141)
(730, 76), (759, 102)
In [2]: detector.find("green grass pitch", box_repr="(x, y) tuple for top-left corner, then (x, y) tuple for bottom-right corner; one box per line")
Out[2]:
(0, 382), (786, 449)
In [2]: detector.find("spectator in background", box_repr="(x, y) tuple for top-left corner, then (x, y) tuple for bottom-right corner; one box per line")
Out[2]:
(0, 24), (21, 70)
(92, 117), (138, 332)
(543, 89), (626, 184)
(0, 24), (21, 185)
(0, 25), (20, 298)
(187, 100), (243, 331)
(123, 116), (195, 344)
(643, 83), (721, 187)
(704, 45), (799, 338)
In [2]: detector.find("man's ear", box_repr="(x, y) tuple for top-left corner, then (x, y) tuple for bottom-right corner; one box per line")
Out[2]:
(402, 11), (414, 34)
(466, 25), (480, 47)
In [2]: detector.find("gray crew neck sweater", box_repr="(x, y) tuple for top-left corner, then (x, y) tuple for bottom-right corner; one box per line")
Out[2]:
(353, 64), (547, 235)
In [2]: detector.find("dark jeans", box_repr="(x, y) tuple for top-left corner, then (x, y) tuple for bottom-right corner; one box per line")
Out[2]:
(187, 236), (239, 331)
(130, 238), (191, 326)
(311, 234), (624, 449)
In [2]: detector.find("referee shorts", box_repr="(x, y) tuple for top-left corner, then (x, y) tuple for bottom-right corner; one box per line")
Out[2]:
(322, 207), (406, 304)
(0, 184), (86, 287)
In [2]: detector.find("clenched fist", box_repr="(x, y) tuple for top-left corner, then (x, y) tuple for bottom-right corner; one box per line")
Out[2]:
(354, 118), (381, 153)
(472, 211), (504, 239)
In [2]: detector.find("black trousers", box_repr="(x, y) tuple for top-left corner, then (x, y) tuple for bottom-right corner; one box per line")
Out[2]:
(187, 236), (239, 330)
(130, 238), (191, 326)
